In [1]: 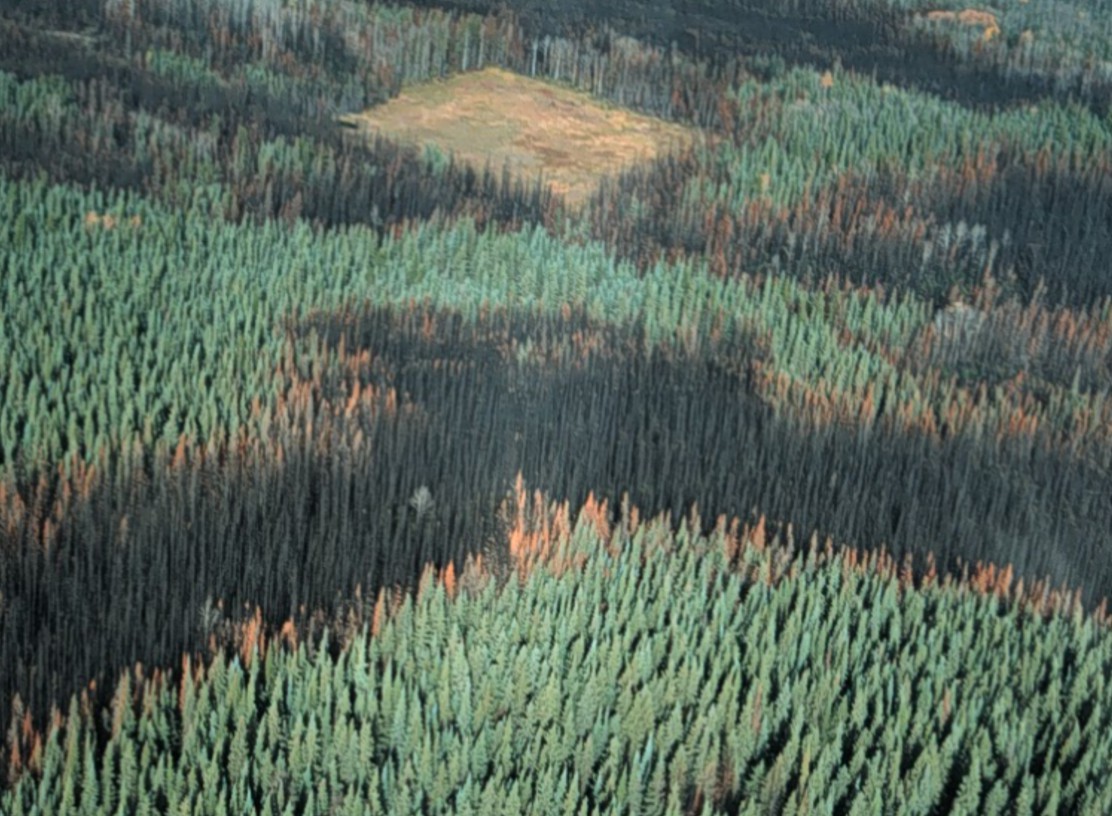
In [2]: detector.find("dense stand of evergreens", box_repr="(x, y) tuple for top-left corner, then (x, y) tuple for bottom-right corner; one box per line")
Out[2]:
(2, 0), (1112, 808)
(415, 0), (1112, 115)
(2, 279), (1110, 735)
(592, 83), (1112, 306)
(4, 507), (1112, 814)
(5, 0), (1112, 307)
(3, 165), (1111, 737)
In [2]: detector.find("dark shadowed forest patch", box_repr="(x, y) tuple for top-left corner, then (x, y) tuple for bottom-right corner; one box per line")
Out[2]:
(3, 303), (1108, 731)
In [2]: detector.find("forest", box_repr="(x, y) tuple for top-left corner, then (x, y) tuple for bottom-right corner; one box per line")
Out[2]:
(1, 0), (1111, 812)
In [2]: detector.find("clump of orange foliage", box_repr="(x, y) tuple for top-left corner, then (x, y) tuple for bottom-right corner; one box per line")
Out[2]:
(921, 9), (1001, 43)
(83, 211), (142, 230)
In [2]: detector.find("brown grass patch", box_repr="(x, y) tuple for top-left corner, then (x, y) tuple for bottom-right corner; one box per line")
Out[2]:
(339, 67), (704, 206)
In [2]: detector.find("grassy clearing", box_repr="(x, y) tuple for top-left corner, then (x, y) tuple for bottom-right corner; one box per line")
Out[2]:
(339, 67), (704, 205)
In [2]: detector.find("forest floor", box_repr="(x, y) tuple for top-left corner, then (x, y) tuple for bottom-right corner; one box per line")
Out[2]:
(338, 67), (703, 206)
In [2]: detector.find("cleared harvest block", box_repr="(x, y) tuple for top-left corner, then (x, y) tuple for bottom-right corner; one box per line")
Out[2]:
(339, 67), (702, 205)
